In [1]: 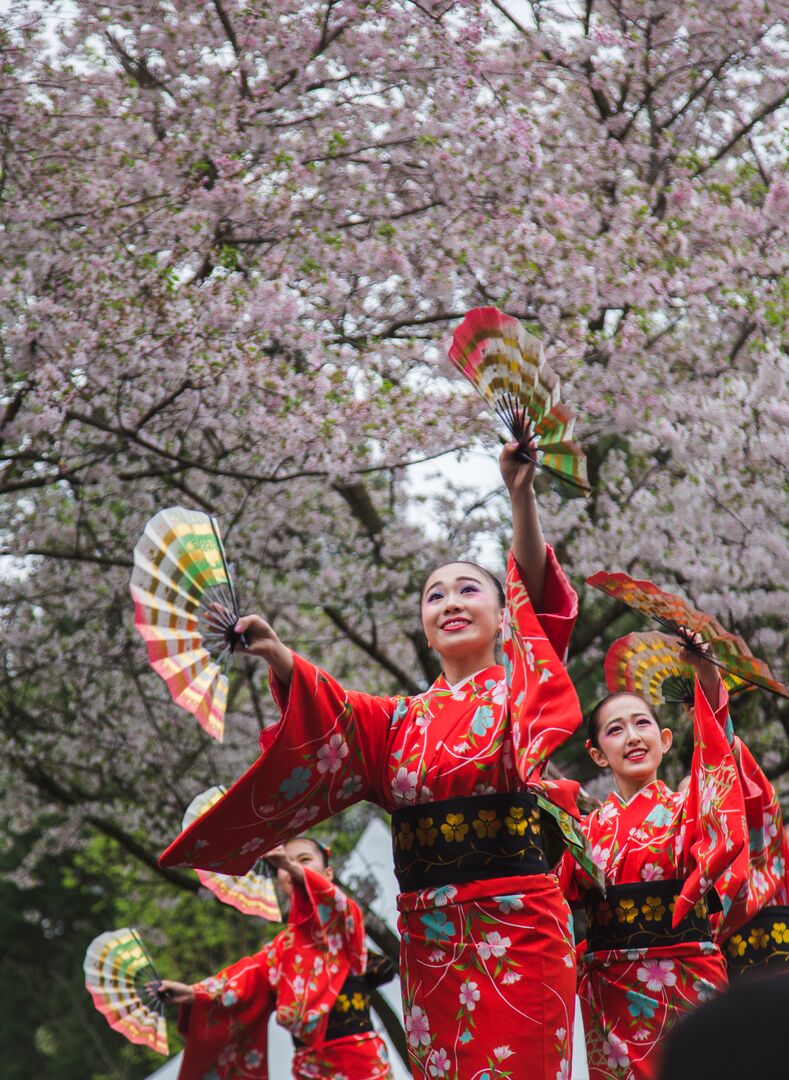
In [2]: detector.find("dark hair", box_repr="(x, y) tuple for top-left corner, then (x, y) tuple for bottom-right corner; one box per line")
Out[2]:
(420, 560), (505, 610)
(586, 692), (658, 749)
(288, 835), (330, 867)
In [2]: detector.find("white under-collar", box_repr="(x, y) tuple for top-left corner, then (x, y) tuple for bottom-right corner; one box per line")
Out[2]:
(445, 669), (488, 693)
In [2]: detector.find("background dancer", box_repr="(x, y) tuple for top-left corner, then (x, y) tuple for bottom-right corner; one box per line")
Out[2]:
(559, 639), (748, 1079)
(158, 836), (392, 1079)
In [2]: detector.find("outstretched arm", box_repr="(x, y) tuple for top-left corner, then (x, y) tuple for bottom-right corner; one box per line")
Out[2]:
(264, 844), (305, 885)
(500, 440), (547, 609)
(152, 979), (195, 1005)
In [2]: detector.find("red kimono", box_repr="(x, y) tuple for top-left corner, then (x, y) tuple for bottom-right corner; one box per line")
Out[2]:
(713, 719), (789, 975)
(163, 548), (595, 1079)
(558, 681), (748, 1080)
(177, 868), (390, 1079)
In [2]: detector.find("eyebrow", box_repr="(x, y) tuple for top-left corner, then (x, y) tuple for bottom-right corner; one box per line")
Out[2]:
(424, 575), (483, 592)
(604, 711), (654, 726)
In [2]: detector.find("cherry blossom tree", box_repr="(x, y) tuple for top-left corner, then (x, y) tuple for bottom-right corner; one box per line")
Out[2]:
(1, 0), (787, 897)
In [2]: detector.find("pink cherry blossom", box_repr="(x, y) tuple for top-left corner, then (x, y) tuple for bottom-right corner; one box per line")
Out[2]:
(458, 980), (480, 1010)
(316, 734), (349, 774)
(637, 959), (678, 992)
(405, 1005), (431, 1048)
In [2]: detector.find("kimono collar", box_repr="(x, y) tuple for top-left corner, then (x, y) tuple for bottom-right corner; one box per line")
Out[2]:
(434, 664), (504, 695)
(609, 777), (670, 808)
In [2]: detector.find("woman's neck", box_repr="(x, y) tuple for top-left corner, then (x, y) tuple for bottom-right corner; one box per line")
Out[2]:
(441, 649), (497, 687)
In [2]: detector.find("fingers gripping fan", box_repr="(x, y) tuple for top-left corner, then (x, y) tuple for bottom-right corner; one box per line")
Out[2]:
(588, 571), (789, 699)
(448, 307), (591, 496)
(130, 507), (246, 741)
(83, 928), (168, 1055)
(183, 787), (282, 922)
(605, 631), (771, 706)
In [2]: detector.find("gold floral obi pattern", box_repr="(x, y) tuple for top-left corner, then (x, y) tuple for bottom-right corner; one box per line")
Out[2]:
(392, 792), (550, 892)
(585, 879), (714, 953)
(725, 905), (789, 977)
(324, 972), (375, 1041)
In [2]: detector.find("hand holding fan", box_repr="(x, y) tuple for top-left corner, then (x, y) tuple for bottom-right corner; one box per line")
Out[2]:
(83, 927), (169, 1055)
(182, 787), (282, 921)
(130, 507), (248, 741)
(588, 571), (789, 699)
(448, 307), (590, 496)
(604, 630), (780, 706)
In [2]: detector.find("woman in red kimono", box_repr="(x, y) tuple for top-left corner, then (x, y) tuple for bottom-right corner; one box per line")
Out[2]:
(711, 713), (789, 977)
(162, 442), (596, 1080)
(558, 641), (749, 1079)
(159, 836), (392, 1079)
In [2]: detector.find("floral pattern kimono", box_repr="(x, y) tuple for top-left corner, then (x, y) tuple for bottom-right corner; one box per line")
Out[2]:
(714, 725), (789, 974)
(177, 868), (390, 1079)
(163, 548), (592, 1080)
(558, 680), (749, 1080)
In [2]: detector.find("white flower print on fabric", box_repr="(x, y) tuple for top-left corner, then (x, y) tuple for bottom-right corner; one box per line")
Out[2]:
(405, 1005), (431, 1048)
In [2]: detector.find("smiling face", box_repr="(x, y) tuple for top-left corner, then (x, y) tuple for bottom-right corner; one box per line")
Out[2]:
(588, 693), (673, 797)
(420, 562), (503, 667)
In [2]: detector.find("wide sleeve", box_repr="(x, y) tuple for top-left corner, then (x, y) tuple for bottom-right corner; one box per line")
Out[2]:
(530, 544), (579, 663)
(674, 678), (749, 926)
(364, 951), (397, 989)
(503, 546), (583, 783)
(176, 946), (275, 1080)
(160, 651), (399, 873)
(713, 718), (789, 939)
(275, 868), (367, 1047)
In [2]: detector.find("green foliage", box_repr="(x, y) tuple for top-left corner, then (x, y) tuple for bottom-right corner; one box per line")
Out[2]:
(0, 826), (277, 1080)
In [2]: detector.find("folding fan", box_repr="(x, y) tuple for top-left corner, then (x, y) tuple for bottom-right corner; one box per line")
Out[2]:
(604, 630), (780, 706)
(182, 787), (282, 922)
(448, 307), (590, 496)
(588, 571), (789, 699)
(84, 927), (168, 1055)
(130, 506), (247, 741)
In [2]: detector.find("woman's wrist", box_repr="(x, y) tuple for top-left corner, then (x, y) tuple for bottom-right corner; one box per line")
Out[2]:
(266, 642), (294, 686)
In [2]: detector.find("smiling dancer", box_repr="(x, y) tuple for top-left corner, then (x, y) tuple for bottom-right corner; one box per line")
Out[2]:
(558, 639), (749, 1079)
(162, 441), (597, 1080)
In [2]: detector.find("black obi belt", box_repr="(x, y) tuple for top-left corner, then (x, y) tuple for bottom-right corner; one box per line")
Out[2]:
(324, 972), (375, 1041)
(392, 792), (550, 893)
(725, 905), (789, 977)
(585, 879), (714, 953)
(296, 954), (394, 1047)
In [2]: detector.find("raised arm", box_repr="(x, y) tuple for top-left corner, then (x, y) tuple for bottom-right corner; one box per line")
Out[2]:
(500, 440), (547, 608)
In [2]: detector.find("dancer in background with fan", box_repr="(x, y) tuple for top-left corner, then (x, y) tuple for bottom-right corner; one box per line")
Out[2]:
(596, 587), (789, 984)
(158, 837), (392, 1080)
(161, 430), (599, 1080)
(557, 635), (750, 1080)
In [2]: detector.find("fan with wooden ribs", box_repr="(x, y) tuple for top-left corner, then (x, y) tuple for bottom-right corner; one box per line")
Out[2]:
(448, 306), (591, 496)
(182, 786), (282, 921)
(130, 506), (247, 741)
(83, 927), (169, 1055)
(588, 570), (789, 705)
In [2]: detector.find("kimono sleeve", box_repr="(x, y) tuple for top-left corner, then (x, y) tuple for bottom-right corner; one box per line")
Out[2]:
(503, 546), (583, 783)
(160, 651), (398, 874)
(674, 678), (749, 926)
(531, 544), (579, 663)
(714, 720), (789, 938)
(364, 951), (397, 989)
(275, 869), (366, 1047)
(176, 946), (275, 1080)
